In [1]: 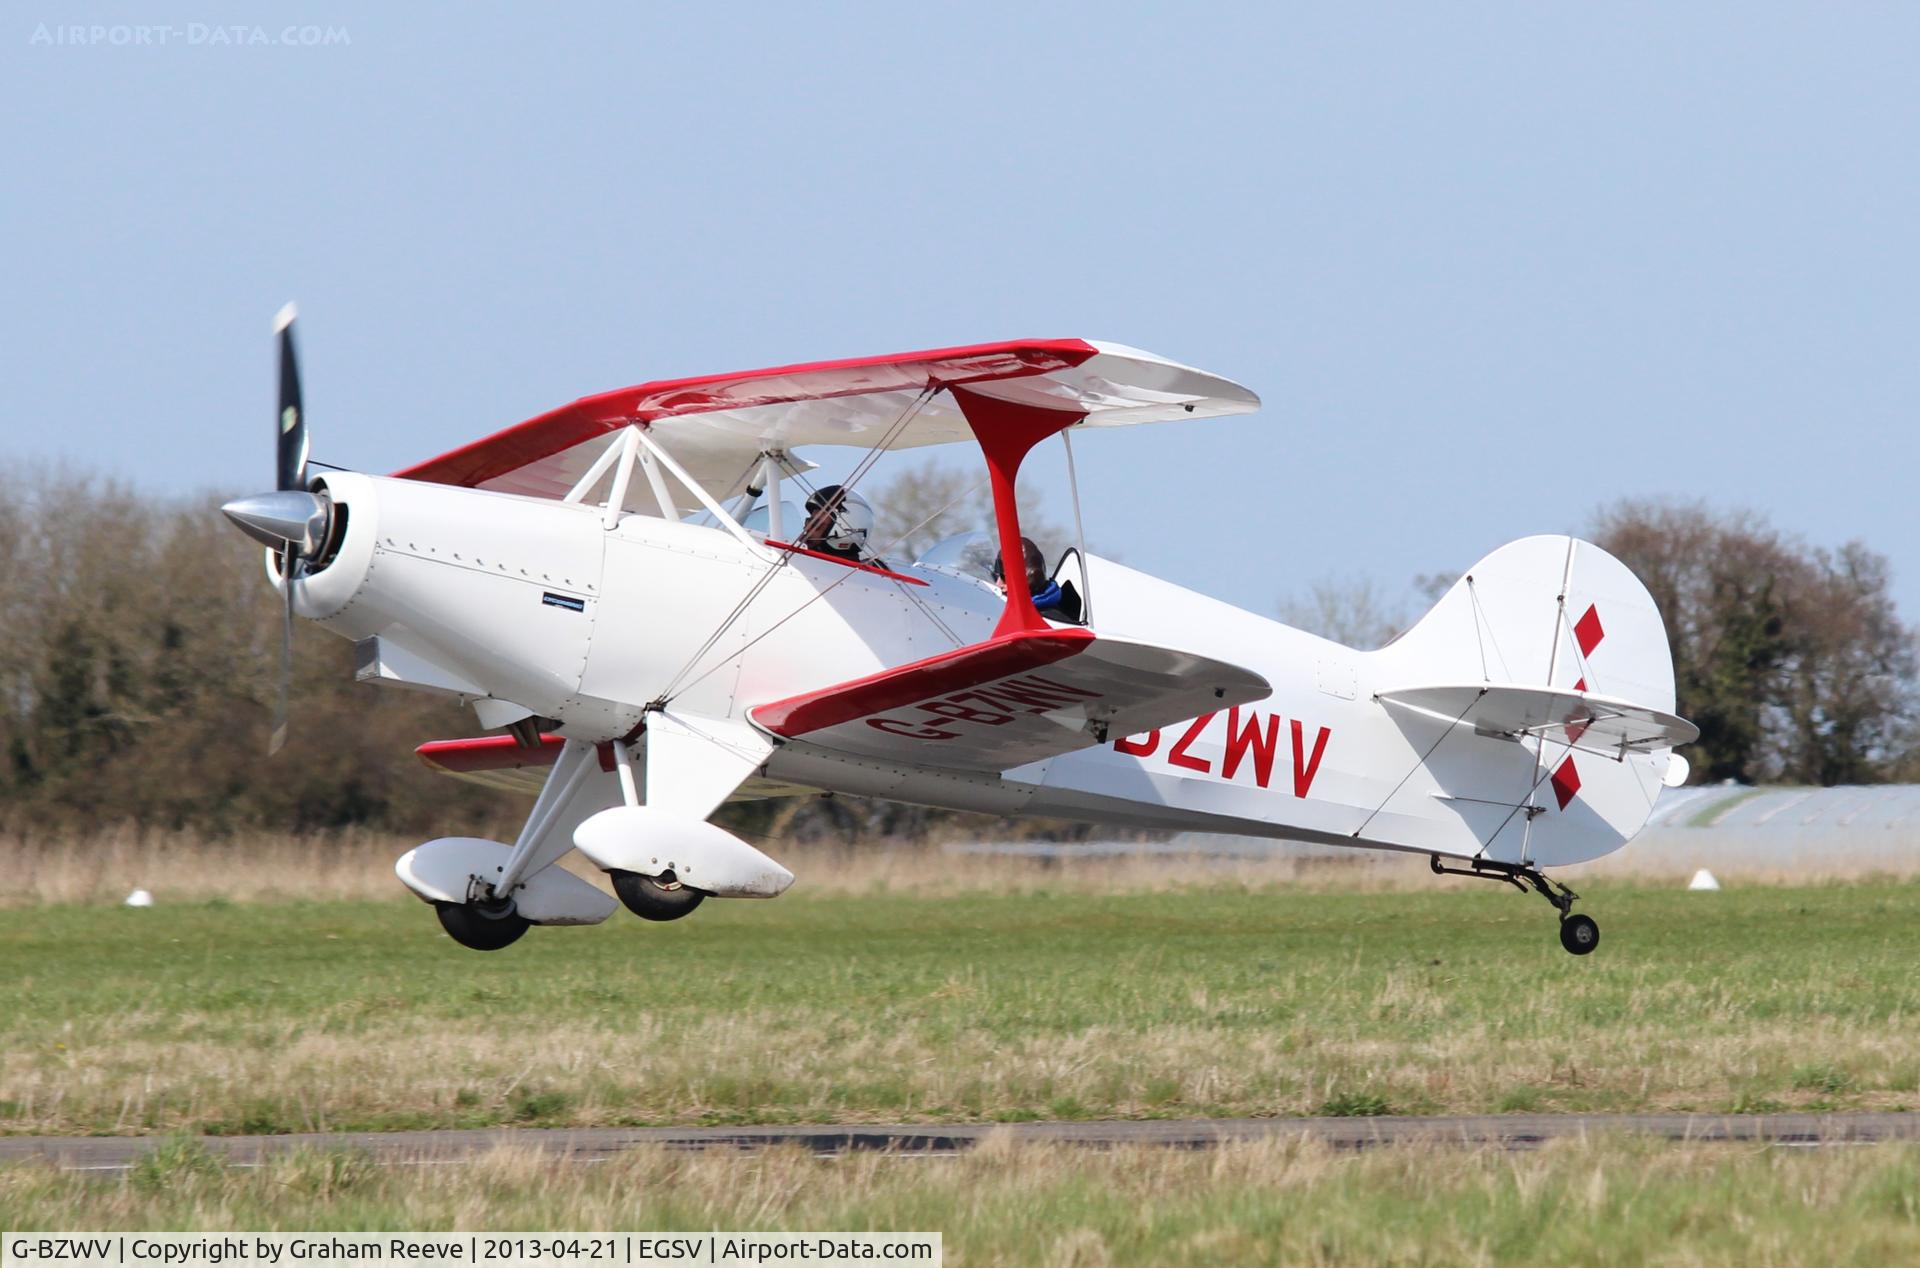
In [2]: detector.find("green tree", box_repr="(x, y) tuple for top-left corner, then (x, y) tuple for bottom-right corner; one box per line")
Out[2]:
(1276, 577), (1410, 650)
(0, 469), (509, 836)
(1591, 500), (1916, 785)
(871, 457), (1066, 564)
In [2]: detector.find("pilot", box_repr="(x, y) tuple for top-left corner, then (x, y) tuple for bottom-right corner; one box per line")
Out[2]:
(993, 536), (1075, 621)
(800, 485), (881, 567)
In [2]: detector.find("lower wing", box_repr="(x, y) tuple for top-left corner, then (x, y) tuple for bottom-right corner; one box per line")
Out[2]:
(748, 628), (1270, 773)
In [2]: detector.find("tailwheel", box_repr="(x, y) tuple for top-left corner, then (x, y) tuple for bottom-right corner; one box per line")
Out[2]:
(611, 870), (707, 922)
(1429, 855), (1599, 956)
(1559, 913), (1600, 956)
(434, 899), (531, 951)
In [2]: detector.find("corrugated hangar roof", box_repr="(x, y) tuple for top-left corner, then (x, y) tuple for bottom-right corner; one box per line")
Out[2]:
(1646, 784), (1920, 833)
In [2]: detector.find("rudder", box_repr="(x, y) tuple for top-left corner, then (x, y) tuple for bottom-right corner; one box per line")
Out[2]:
(1370, 535), (1684, 866)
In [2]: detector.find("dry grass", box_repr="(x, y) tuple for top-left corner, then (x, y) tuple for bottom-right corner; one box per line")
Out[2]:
(1571, 826), (1920, 884)
(0, 826), (414, 906)
(3, 1135), (1918, 1263)
(8, 820), (1913, 911)
(0, 826), (1439, 908)
(12, 1001), (1915, 1137)
(6, 828), (1917, 1140)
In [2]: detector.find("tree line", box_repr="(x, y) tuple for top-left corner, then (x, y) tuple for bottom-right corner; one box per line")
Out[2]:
(0, 464), (1912, 839)
(0, 463), (1067, 840)
(1279, 501), (1918, 785)
(0, 469), (503, 835)
(1591, 501), (1916, 785)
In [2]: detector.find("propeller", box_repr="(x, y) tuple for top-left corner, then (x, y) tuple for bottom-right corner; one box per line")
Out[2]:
(221, 302), (332, 755)
(277, 301), (307, 493)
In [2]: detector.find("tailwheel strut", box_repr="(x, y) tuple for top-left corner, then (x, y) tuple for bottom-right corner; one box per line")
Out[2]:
(1429, 855), (1599, 956)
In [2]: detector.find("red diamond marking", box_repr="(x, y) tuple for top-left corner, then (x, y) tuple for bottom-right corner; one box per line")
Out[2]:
(1567, 677), (1591, 743)
(1574, 605), (1605, 657)
(1550, 756), (1581, 810)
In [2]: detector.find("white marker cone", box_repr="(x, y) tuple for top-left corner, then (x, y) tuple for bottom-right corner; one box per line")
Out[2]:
(1687, 869), (1720, 892)
(124, 888), (154, 908)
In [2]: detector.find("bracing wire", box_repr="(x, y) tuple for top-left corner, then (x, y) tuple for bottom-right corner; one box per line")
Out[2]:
(791, 383), (935, 544)
(1484, 732), (1583, 860)
(662, 469), (991, 702)
(1350, 689), (1487, 840)
(651, 384), (939, 707)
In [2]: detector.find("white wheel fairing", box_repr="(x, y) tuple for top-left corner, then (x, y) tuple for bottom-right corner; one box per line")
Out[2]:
(395, 838), (617, 926)
(572, 806), (794, 899)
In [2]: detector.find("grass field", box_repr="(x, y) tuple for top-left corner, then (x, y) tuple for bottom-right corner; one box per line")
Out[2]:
(3, 877), (1918, 1135)
(3, 1136), (1918, 1264)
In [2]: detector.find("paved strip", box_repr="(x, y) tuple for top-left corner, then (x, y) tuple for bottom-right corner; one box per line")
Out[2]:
(4, 1113), (1919, 1171)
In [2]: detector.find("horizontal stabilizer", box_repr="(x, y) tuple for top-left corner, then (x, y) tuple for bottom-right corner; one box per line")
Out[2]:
(1377, 682), (1699, 754)
(750, 628), (1270, 773)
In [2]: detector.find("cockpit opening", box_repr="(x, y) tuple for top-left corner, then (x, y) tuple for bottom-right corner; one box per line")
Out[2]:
(913, 531), (1088, 625)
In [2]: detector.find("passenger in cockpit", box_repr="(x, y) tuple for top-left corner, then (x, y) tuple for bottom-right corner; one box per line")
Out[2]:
(995, 537), (1077, 622)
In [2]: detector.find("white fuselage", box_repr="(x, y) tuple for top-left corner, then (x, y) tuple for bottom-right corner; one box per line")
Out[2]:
(293, 473), (1666, 867)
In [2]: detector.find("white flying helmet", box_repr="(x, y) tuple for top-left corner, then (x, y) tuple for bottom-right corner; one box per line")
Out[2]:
(804, 485), (874, 552)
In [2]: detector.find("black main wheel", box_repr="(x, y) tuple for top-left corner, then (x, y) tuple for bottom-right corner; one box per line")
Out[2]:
(1559, 913), (1600, 956)
(435, 900), (531, 951)
(611, 870), (706, 922)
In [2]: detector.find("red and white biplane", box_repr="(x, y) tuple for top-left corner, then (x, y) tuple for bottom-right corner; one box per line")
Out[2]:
(224, 310), (1696, 955)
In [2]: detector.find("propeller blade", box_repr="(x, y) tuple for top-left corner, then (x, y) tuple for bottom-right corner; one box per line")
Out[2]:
(268, 301), (307, 756)
(269, 562), (295, 756)
(275, 302), (307, 492)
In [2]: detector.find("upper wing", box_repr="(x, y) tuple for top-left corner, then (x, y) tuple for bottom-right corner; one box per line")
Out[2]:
(748, 628), (1271, 773)
(1376, 683), (1699, 755)
(392, 339), (1259, 510)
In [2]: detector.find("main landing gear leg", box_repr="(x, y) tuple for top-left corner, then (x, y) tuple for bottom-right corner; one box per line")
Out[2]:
(1429, 855), (1599, 956)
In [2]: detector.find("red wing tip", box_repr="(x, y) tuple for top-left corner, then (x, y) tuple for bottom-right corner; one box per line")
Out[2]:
(416, 733), (564, 773)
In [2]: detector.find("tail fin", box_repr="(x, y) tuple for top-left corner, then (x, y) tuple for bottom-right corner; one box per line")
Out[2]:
(1370, 535), (1687, 866)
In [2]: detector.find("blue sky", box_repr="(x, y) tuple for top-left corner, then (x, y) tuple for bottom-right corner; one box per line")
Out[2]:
(4, 3), (1915, 624)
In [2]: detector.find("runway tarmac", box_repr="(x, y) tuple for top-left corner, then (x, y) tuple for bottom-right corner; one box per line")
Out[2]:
(6, 1113), (1919, 1171)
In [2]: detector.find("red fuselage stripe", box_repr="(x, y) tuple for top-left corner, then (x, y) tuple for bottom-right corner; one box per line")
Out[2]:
(763, 540), (930, 586)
